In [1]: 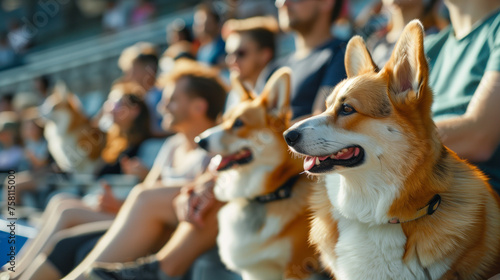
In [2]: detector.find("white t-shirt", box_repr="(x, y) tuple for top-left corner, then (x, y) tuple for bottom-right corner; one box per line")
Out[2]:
(152, 134), (211, 186)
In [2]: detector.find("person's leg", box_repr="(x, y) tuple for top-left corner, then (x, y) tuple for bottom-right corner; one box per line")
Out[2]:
(18, 255), (61, 280)
(86, 200), (225, 280)
(6, 192), (75, 268)
(34, 192), (77, 223)
(9, 196), (114, 277)
(156, 203), (221, 276)
(63, 186), (181, 280)
(18, 221), (113, 280)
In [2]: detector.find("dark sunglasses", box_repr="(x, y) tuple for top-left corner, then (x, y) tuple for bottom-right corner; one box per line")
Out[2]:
(228, 49), (248, 59)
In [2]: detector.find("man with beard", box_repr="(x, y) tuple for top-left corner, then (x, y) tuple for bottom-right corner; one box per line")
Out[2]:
(276, 0), (347, 119)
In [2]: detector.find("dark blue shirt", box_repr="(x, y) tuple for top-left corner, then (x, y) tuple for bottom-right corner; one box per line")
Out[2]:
(279, 38), (347, 118)
(197, 36), (226, 67)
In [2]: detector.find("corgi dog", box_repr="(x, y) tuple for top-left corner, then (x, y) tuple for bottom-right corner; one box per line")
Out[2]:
(284, 21), (500, 280)
(197, 68), (318, 280)
(40, 84), (105, 174)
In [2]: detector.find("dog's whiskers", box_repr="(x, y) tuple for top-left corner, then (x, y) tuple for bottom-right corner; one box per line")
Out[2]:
(377, 155), (383, 173)
(319, 138), (345, 146)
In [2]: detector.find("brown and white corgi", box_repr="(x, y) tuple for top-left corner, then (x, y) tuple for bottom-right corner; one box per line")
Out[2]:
(284, 21), (500, 280)
(40, 84), (105, 174)
(197, 68), (319, 280)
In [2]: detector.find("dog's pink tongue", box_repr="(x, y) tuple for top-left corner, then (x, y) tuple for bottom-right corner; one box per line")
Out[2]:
(217, 155), (234, 171)
(336, 147), (357, 160)
(304, 156), (316, 171)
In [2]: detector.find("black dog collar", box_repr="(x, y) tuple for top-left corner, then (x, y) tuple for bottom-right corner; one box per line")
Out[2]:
(388, 194), (442, 224)
(253, 175), (300, 203)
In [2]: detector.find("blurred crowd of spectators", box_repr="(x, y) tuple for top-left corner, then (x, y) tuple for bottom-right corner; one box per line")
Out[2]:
(2, 0), (500, 279)
(0, 0), (454, 204)
(0, 0), (450, 72)
(0, 0), (161, 71)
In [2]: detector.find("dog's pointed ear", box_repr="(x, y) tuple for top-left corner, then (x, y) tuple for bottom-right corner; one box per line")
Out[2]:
(260, 67), (292, 118)
(54, 81), (69, 98)
(384, 20), (428, 105)
(54, 81), (81, 109)
(230, 72), (256, 101)
(345, 36), (378, 78)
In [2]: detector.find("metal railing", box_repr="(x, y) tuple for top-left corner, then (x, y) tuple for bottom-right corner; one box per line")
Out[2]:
(0, 8), (193, 95)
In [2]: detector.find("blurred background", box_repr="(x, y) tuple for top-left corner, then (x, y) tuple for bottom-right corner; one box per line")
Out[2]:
(0, 0), (453, 271)
(0, 0), (450, 209)
(0, 0), (448, 102)
(0, 0), (202, 112)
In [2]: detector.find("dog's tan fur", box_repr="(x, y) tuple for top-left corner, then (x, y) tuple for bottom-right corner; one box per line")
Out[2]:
(41, 85), (105, 173)
(198, 68), (318, 280)
(286, 21), (500, 279)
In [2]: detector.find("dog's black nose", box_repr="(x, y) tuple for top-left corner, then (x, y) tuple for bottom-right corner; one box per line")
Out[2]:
(195, 137), (208, 151)
(284, 130), (300, 146)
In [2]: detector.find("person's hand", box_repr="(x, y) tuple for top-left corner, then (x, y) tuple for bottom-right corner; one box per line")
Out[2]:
(174, 177), (218, 228)
(173, 183), (195, 223)
(25, 150), (36, 162)
(96, 181), (123, 214)
(25, 149), (48, 168)
(120, 156), (149, 180)
(189, 179), (217, 227)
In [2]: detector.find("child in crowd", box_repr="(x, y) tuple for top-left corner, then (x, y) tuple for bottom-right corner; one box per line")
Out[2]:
(0, 112), (23, 173)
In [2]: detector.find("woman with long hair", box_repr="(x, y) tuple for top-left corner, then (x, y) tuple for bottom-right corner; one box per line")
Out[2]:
(1, 83), (153, 280)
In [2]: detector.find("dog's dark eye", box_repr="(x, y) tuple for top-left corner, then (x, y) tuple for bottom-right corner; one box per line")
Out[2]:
(340, 104), (356, 116)
(232, 118), (244, 129)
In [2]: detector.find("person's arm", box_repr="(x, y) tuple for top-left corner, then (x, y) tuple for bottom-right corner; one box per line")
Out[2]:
(119, 156), (149, 181)
(436, 71), (500, 162)
(25, 150), (49, 169)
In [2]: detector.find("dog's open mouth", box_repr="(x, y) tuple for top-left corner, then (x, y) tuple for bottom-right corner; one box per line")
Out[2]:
(216, 148), (253, 171)
(303, 146), (364, 173)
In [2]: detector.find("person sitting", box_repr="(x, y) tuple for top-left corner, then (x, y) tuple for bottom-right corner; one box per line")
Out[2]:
(159, 19), (196, 74)
(0, 112), (23, 173)
(1, 87), (153, 280)
(96, 43), (165, 137)
(167, 19), (194, 47)
(130, 0), (155, 27)
(3, 108), (50, 206)
(0, 31), (17, 70)
(193, 4), (226, 69)
(367, 0), (440, 67)
(122, 53), (165, 137)
(425, 0), (500, 194)
(222, 16), (280, 111)
(18, 60), (229, 280)
(97, 90), (152, 179)
(276, 0), (347, 118)
(0, 93), (14, 113)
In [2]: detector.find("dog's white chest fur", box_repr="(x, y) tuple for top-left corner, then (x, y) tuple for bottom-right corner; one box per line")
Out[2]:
(45, 122), (76, 169)
(45, 121), (97, 173)
(333, 215), (424, 280)
(217, 200), (291, 280)
(324, 174), (449, 280)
